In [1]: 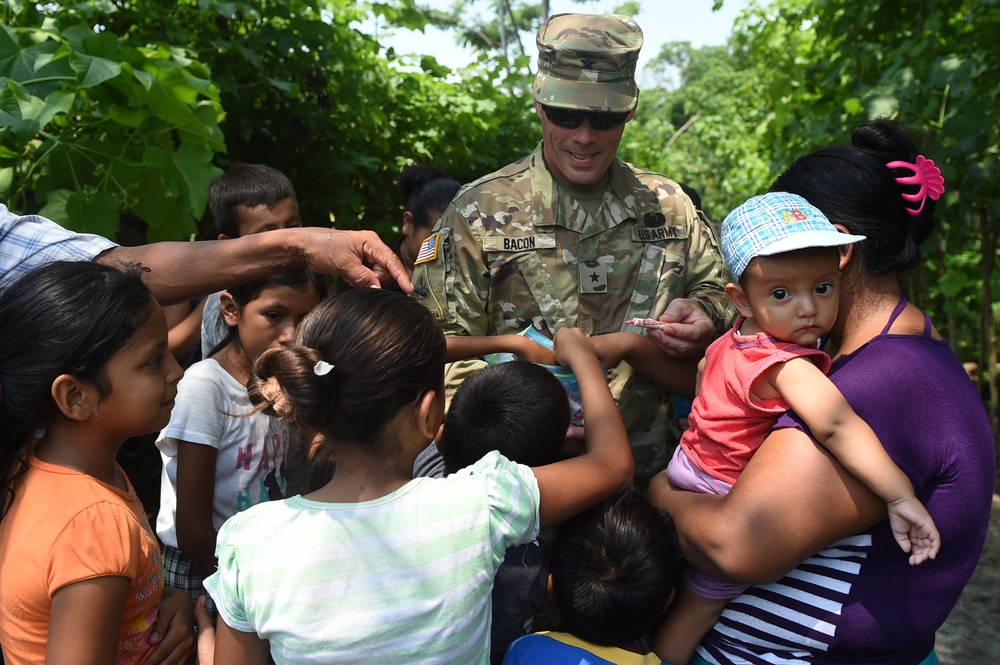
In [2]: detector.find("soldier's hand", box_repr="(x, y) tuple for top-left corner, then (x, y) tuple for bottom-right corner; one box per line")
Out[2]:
(649, 298), (715, 356)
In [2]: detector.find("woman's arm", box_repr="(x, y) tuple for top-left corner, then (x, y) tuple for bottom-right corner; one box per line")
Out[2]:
(175, 442), (220, 576)
(46, 576), (130, 664)
(100, 227), (411, 304)
(650, 426), (887, 583)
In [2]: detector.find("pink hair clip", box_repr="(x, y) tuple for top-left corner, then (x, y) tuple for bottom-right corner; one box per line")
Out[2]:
(885, 155), (945, 217)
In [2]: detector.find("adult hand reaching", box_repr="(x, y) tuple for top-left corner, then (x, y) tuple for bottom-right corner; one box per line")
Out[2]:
(304, 228), (412, 292)
(648, 298), (716, 356)
(104, 226), (413, 304)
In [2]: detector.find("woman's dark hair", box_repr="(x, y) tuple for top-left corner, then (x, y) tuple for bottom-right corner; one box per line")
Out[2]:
(209, 164), (297, 238)
(0, 261), (155, 519)
(209, 269), (328, 356)
(399, 165), (461, 230)
(252, 289), (446, 460)
(551, 486), (683, 646)
(771, 119), (937, 276)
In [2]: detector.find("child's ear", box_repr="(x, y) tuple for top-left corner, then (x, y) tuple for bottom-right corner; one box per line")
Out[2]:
(401, 210), (414, 236)
(219, 292), (240, 328)
(546, 574), (557, 603)
(50, 374), (101, 422)
(413, 390), (445, 441)
(724, 282), (753, 319)
(833, 224), (855, 270)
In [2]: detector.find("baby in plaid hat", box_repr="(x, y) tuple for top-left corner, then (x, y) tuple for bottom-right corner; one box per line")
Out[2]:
(652, 192), (941, 665)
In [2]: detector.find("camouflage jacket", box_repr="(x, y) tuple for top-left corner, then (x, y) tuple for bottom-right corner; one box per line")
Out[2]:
(412, 143), (731, 481)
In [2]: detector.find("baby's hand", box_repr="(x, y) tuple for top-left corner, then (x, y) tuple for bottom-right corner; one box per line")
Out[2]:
(553, 328), (598, 369)
(887, 496), (941, 565)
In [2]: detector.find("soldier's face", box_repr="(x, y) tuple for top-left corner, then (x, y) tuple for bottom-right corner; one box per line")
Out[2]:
(535, 101), (634, 187)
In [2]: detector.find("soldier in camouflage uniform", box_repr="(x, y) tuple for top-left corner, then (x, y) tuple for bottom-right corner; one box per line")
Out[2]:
(411, 13), (731, 485)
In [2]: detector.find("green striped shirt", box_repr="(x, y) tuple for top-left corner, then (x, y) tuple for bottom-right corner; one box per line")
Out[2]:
(205, 451), (540, 664)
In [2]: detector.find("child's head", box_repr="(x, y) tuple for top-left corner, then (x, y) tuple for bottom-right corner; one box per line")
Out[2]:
(208, 164), (299, 239)
(0, 261), (182, 513)
(439, 361), (570, 473)
(252, 289), (446, 459)
(397, 165), (461, 271)
(721, 192), (866, 346)
(215, 270), (327, 361)
(550, 486), (683, 647)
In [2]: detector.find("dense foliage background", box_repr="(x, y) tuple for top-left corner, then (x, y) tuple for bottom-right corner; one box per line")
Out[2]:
(1, 0), (997, 447)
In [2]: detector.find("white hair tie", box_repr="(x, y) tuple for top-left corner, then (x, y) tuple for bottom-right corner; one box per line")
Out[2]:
(313, 360), (334, 376)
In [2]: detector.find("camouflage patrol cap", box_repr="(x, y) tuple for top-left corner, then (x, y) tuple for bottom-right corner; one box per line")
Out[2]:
(532, 13), (642, 113)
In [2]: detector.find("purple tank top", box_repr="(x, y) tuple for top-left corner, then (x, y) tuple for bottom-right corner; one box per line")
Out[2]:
(697, 299), (995, 664)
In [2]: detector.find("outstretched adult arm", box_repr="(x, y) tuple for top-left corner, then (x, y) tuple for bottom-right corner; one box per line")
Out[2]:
(649, 426), (887, 583)
(100, 227), (411, 304)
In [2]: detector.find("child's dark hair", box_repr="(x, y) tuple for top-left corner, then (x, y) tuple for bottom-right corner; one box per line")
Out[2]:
(551, 486), (683, 647)
(252, 289), (445, 462)
(209, 269), (327, 356)
(209, 163), (297, 238)
(440, 361), (570, 473)
(0, 261), (155, 519)
(771, 119), (936, 277)
(399, 165), (461, 230)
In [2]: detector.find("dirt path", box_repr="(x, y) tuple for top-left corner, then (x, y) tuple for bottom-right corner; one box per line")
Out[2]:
(936, 494), (1000, 663)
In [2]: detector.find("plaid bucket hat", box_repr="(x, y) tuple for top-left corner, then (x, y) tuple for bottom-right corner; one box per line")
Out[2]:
(721, 192), (867, 283)
(531, 13), (642, 113)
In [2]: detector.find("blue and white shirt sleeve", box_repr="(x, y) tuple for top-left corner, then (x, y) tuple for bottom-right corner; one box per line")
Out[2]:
(1, 205), (117, 290)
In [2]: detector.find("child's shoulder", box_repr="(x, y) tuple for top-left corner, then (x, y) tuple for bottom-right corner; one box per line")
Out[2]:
(173, 358), (245, 401)
(181, 357), (230, 381)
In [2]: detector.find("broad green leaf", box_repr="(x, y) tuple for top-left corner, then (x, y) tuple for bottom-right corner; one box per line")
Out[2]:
(171, 142), (222, 217)
(80, 191), (122, 238)
(28, 90), (74, 128)
(70, 53), (123, 88)
(38, 189), (83, 228)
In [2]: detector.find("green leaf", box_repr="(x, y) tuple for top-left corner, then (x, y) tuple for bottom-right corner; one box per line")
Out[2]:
(38, 189), (82, 228)
(419, 56), (451, 78)
(843, 97), (864, 115)
(70, 53), (123, 88)
(80, 191), (122, 238)
(265, 77), (295, 93)
(171, 142), (222, 218)
(121, 61), (154, 91)
(938, 271), (967, 298)
(31, 90), (74, 128)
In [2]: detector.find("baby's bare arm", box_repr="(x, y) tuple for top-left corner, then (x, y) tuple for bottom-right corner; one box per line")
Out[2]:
(769, 358), (940, 562)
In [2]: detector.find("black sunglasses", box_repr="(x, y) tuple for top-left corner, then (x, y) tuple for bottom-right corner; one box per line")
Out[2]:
(541, 105), (630, 131)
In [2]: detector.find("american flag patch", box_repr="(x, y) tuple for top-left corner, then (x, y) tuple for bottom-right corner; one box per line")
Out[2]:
(414, 232), (440, 265)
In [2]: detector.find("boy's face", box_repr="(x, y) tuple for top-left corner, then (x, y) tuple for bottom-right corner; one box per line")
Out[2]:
(223, 197), (301, 239)
(728, 247), (841, 348)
